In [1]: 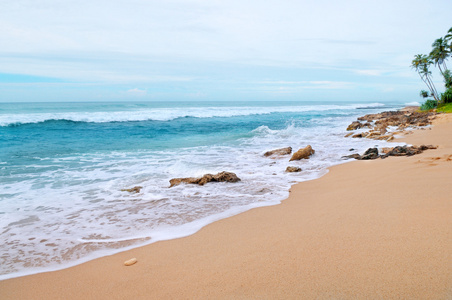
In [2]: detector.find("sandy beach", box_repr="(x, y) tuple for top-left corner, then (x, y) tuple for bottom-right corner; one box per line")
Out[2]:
(1, 114), (451, 299)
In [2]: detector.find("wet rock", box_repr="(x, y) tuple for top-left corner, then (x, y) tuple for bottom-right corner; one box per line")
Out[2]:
(347, 121), (363, 131)
(264, 147), (292, 157)
(366, 132), (381, 139)
(360, 148), (379, 160)
(121, 186), (143, 193)
(286, 166), (302, 172)
(380, 147), (393, 154)
(352, 132), (368, 138)
(342, 154), (361, 160)
(169, 171), (241, 187)
(289, 145), (315, 161)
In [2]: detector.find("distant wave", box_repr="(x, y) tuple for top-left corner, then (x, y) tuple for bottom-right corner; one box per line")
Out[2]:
(0, 103), (385, 127)
(404, 102), (421, 106)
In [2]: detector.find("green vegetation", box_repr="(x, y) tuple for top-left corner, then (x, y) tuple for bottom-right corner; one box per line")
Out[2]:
(412, 27), (452, 111)
(437, 102), (452, 113)
(420, 100), (438, 111)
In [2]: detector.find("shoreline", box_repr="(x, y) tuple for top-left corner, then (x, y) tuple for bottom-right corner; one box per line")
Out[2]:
(1, 112), (451, 298)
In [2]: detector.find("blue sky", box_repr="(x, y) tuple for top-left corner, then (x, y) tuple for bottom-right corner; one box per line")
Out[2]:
(1, 0), (451, 103)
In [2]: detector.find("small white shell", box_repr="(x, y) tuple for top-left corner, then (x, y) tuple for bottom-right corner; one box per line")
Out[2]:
(124, 258), (137, 266)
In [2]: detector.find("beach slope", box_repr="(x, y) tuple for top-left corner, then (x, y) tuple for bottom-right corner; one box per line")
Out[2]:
(1, 115), (451, 299)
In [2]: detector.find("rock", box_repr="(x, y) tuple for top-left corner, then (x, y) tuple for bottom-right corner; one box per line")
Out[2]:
(124, 258), (137, 266)
(366, 132), (381, 139)
(360, 148), (379, 160)
(381, 145), (437, 158)
(347, 121), (363, 131)
(121, 186), (143, 193)
(418, 144), (437, 151)
(374, 134), (394, 141)
(289, 145), (315, 161)
(169, 171), (241, 187)
(344, 132), (354, 137)
(264, 147), (292, 157)
(346, 121), (373, 131)
(386, 146), (417, 156)
(286, 166), (302, 172)
(380, 147), (393, 154)
(342, 154), (361, 160)
(352, 132), (368, 138)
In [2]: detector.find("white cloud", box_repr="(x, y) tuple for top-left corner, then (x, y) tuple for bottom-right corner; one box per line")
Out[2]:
(126, 88), (147, 96)
(257, 80), (354, 90)
(354, 70), (384, 76)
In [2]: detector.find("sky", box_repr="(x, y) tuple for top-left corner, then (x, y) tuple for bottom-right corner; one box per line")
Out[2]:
(0, 0), (451, 103)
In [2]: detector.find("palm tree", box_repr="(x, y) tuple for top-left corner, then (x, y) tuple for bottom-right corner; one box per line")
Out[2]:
(419, 90), (429, 98)
(445, 27), (452, 42)
(445, 27), (452, 61)
(430, 37), (450, 75)
(411, 54), (440, 101)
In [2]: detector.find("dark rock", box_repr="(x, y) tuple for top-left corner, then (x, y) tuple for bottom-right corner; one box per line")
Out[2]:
(289, 145), (315, 161)
(121, 186), (143, 193)
(264, 147), (292, 157)
(418, 144), (437, 151)
(381, 145), (437, 158)
(342, 154), (361, 160)
(286, 166), (302, 172)
(169, 171), (241, 187)
(360, 148), (379, 160)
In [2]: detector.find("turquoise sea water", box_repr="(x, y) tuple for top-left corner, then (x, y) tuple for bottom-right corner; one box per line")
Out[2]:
(0, 100), (403, 279)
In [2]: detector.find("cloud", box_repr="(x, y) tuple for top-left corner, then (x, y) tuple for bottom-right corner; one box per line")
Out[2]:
(126, 88), (147, 96)
(354, 69), (385, 76)
(257, 80), (354, 90)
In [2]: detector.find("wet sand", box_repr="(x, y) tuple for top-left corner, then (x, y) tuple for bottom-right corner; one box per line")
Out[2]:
(1, 115), (451, 299)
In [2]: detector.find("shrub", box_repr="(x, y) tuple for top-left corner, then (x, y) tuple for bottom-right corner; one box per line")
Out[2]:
(441, 88), (452, 104)
(420, 99), (438, 111)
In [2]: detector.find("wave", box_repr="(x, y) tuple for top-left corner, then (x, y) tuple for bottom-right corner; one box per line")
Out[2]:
(0, 103), (385, 127)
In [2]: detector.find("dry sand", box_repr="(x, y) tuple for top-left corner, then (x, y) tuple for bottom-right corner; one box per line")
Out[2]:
(1, 115), (452, 299)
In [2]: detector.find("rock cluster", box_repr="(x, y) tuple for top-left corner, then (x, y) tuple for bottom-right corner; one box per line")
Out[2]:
(263, 145), (315, 173)
(345, 110), (437, 141)
(342, 145), (437, 160)
(169, 171), (241, 187)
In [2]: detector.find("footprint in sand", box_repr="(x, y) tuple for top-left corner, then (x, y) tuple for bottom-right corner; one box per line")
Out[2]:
(416, 154), (452, 166)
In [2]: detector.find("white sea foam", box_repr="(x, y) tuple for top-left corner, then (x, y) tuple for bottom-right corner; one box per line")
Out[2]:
(0, 103), (385, 126)
(405, 101), (421, 106)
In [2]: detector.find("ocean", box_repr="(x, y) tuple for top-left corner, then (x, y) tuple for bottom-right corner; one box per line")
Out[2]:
(0, 100), (404, 279)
